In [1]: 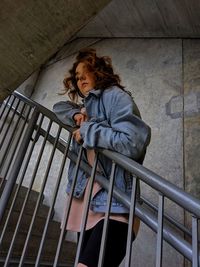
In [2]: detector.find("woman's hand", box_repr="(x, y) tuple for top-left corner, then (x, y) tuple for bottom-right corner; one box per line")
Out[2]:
(74, 113), (86, 126)
(72, 128), (83, 144)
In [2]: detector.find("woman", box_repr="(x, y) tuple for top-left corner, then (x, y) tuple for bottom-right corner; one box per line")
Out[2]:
(53, 48), (151, 267)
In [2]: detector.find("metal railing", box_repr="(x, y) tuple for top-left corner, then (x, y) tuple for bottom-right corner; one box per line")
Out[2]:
(0, 91), (199, 267)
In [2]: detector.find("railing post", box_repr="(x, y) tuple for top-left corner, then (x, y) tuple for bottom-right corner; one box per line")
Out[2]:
(192, 216), (199, 267)
(0, 108), (39, 223)
(125, 176), (138, 267)
(98, 161), (117, 267)
(156, 193), (164, 267)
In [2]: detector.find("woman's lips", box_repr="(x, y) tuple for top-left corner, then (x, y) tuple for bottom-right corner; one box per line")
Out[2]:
(82, 83), (88, 88)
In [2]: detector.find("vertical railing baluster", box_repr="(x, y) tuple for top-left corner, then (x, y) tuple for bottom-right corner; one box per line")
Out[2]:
(3, 118), (52, 267)
(53, 145), (84, 267)
(192, 216), (199, 267)
(0, 101), (26, 166)
(0, 108), (39, 223)
(125, 176), (138, 267)
(74, 152), (99, 266)
(2, 92), (200, 267)
(35, 132), (72, 267)
(98, 161), (116, 267)
(0, 95), (11, 120)
(0, 95), (16, 134)
(0, 105), (31, 180)
(0, 114), (44, 246)
(156, 193), (164, 267)
(18, 125), (62, 267)
(0, 98), (20, 150)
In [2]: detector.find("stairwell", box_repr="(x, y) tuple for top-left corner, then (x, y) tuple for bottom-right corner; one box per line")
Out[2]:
(0, 179), (77, 266)
(0, 92), (199, 267)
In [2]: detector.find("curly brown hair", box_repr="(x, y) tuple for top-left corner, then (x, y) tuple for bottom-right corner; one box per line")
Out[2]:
(63, 48), (125, 102)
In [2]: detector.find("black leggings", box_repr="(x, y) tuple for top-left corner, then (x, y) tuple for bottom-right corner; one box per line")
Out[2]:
(78, 219), (135, 267)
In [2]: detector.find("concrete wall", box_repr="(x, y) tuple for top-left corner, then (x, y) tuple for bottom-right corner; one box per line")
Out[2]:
(27, 38), (200, 267)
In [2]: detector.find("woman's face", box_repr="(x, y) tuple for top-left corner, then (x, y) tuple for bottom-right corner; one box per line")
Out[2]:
(75, 62), (96, 96)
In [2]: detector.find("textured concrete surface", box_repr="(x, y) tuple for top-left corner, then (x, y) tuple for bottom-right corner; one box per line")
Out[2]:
(30, 38), (188, 266)
(1, 0), (200, 103)
(16, 70), (40, 98)
(183, 39), (200, 198)
(183, 40), (200, 267)
(3, 36), (199, 264)
(76, 0), (200, 38)
(0, 0), (111, 101)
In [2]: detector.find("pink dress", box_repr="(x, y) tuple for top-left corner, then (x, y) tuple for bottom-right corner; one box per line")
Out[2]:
(62, 150), (140, 235)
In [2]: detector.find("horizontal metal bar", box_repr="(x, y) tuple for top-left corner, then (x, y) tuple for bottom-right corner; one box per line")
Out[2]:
(12, 91), (74, 131)
(137, 204), (195, 262)
(41, 132), (197, 263)
(98, 149), (200, 218)
(11, 91), (200, 218)
(7, 91), (200, 264)
(141, 197), (193, 238)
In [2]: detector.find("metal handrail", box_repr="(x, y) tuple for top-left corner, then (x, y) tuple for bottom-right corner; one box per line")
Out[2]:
(0, 90), (199, 266)
(5, 101), (196, 240)
(99, 149), (200, 218)
(11, 91), (200, 218)
(36, 127), (198, 263)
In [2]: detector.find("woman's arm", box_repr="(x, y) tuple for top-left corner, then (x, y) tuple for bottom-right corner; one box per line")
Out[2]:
(80, 90), (151, 160)
(53, 101), (82, 127)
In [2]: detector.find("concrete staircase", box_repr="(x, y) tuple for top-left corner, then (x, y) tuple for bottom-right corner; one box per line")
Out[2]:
(0, 179), (77, 266)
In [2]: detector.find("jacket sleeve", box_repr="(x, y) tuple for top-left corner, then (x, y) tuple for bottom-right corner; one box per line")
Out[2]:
(53, 101), (81, 127)
(80, 90), (151, 160)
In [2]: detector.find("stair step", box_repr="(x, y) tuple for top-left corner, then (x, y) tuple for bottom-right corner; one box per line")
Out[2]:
(0, 257), (73, 267)
(0, 179), (77, 266)
(0, 210), (61, 239)
(7, 193), (50, 218)
(0, 230), (76, 264)
(0, 177), (52, 220)
(0, 178), (42, 203)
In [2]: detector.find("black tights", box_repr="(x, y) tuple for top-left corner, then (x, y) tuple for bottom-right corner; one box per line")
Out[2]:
(78, 219), (135, 267)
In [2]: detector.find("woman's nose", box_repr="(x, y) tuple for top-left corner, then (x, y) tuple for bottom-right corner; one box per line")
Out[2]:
(80, 75), (86, 81)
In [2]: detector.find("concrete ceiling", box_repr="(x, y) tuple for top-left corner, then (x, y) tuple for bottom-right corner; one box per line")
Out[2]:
(0, 0), (111, 101)
(76, 0), (200, 38)
(1, 0), (200, 101)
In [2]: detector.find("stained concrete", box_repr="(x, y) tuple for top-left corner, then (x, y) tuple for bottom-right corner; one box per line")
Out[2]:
(183, 40), (200, 267)
(183, 39), (200, 198)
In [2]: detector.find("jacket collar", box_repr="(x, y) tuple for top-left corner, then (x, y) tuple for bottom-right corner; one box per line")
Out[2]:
(86, 88), (102, 98)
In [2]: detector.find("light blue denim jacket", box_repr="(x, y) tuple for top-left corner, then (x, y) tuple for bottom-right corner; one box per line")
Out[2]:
(53, 86), (151, 213)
